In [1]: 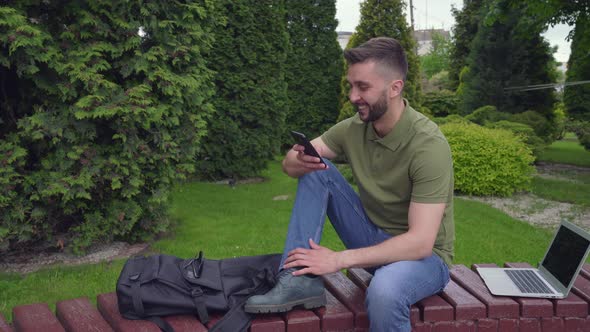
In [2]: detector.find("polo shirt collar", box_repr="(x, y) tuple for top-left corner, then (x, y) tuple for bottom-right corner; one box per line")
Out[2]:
(367, 98), (413, 152)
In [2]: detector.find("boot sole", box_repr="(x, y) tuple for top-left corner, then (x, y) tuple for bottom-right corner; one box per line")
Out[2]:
(244, 292), (327, 314)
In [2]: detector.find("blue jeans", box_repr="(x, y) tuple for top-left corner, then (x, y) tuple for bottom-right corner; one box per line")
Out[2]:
(281, 160), (450, 332)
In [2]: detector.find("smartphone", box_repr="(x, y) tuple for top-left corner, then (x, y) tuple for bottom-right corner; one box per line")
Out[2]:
(290, 131), (326, 166)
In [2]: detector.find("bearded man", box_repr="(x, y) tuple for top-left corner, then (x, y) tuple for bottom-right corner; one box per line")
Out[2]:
(245, 37), (455, 332)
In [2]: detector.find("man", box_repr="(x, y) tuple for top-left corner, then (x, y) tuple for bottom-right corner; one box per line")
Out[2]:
(245, 37), (454, 331)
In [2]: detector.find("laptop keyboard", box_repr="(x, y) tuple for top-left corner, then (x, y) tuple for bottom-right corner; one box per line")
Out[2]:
(505, 269), (554, 294)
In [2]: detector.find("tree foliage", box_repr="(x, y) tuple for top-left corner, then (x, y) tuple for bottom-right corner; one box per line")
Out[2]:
(0, 2), (220, 252)
(284, 0), (343, 142)
(337, 0), (421, 120)
(196, 1), (289, 179)
(564, 15), (590, 150)
(420, 32), (452, 79)
(460, 0), (557, 124)
(448, 0), (484, 90)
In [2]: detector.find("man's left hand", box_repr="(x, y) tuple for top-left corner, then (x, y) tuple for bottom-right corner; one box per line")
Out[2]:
(283, 238), (343, 276)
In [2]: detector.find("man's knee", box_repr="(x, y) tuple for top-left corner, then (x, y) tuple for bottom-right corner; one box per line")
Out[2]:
(366, 273), (410, 311)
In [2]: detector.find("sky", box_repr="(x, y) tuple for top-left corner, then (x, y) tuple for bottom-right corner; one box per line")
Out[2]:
(335, 0), (573, 62)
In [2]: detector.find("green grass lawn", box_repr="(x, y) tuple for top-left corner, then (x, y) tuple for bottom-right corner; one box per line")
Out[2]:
(0, 161), (554, 320)
(532, 177), (590, 207)
(538, 135), (590, 167)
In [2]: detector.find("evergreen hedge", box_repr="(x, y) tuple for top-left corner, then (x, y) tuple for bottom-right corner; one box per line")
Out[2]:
(196, 0), (289, 179)
(284, 0), (343, 143)
(0, 2), (220, 252)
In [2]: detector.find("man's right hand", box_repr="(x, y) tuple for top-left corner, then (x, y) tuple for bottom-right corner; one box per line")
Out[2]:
(282, 138), (335, 178)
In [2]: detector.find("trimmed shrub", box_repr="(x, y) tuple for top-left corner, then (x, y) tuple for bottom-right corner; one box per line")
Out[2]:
(485, 121), (546, 158)
(433, 114), (469, 126)
(465, 105), (510, 125)
(441, 122), (535, 196)
(510, 110), (554, 142)
(421, 90), (459, 117)
(0, 2), (220, 252)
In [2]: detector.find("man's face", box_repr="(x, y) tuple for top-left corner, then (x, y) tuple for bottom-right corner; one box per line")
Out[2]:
(346, 61), (392, 123)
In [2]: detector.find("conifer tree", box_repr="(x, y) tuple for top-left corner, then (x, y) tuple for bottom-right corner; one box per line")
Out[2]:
(284, 0), (343, 141)
(564, 16), (590, 149)
(448, 0), (485, 90)
(337, 0), (420, 121)
(0, 2), (220, 252)
(197, 1), (289, 179)
(460, 1), (556, 124)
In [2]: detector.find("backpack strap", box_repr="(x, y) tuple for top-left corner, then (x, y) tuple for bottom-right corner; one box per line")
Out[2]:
(129, 274), (145, 316)
(191, 288), (209, 324)
(146, 316), (175, 332)
(207, 298), (251, 332)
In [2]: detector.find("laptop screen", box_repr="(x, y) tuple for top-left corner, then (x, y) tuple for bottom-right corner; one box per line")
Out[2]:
(542, 225), (590, 287)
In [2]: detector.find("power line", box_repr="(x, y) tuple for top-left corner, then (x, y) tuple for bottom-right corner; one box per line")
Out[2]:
(504, 80), (590, 92)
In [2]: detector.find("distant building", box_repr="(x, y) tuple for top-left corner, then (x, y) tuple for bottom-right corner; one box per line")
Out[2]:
(337, 31), (353, 49)
(337, 29), (450, 55)
(413, 29), (450, 55)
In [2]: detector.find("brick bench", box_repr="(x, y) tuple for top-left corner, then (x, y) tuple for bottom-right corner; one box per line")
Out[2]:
(3, 263), (590, 332)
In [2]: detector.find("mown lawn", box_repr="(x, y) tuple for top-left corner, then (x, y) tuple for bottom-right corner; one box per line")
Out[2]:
(538, 134), (590, 167)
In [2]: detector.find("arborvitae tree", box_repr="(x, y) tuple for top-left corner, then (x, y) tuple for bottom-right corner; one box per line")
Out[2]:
(0, 2), (220, 252)
(337, 0), (420, 120)
(460, 1), (556, 125)
(564, 16), (590, 150)
(448, 0), (485, 90)
(197, 1), (289, 179)
(284, 0), (343, 142)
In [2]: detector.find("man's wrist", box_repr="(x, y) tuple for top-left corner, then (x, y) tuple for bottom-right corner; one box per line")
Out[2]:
(338, 250), (353, 270)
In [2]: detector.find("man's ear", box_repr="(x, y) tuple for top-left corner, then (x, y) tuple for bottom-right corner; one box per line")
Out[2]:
(388, 79), (404, 98)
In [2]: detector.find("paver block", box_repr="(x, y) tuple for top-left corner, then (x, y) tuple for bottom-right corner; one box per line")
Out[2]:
(416, 295), (453, 322)
(56, 297), (113, 332)
(540, 317), (564, 332)
(250, 314), (285, 332)
(312, 290), (354, 332)
(97, 292), (160, 332)
(12, 303), (65, 332)
(451, 264), (519, 318)
(283, 308), (320, 332)
(322, 272), (368, 329)
(439, 280), (486, 320)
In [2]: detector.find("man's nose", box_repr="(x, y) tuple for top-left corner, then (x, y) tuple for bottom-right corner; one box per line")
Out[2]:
(349, 88), (360, 103)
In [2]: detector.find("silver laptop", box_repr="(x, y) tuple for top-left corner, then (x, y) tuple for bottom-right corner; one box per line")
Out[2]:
(477, 221), (590, 299)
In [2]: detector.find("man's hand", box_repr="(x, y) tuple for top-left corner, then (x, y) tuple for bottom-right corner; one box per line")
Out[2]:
(282, 137), (337, 178)
(283, 239), (344, 276)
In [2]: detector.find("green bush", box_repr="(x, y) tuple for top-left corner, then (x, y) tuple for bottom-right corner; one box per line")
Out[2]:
(0, 2), (220, 252)
(485, 121), (546, 158)
(421, 90), (459, 117)
(441, 122), (535, 196)
(510, 110), (554, 143)
(465, 105), (510, 125)
(433, 114), (470, 126)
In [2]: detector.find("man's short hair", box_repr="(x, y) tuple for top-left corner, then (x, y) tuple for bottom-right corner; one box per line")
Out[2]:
(344, 37), (408, 81)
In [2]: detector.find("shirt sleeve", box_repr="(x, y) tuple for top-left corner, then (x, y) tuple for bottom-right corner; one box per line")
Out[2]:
(320, 117), (353, 157)
(410, 136), (453, 203)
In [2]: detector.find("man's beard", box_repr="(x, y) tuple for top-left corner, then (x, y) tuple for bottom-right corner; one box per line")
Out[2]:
(354, 92), (388, 123)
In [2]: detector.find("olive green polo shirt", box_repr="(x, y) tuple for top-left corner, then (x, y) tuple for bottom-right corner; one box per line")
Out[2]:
(321, 100), (454, 266)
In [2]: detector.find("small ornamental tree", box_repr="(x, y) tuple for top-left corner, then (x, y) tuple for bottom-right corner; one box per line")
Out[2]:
(284, 0), (343, 142)
(0, 2), (220, 252)
(197, 1), (289, 179)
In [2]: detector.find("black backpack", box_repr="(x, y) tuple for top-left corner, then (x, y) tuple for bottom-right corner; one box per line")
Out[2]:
(116, 252), (281, 332)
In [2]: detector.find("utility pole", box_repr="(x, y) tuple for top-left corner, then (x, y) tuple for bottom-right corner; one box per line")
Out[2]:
(409, 0), (415, 31)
